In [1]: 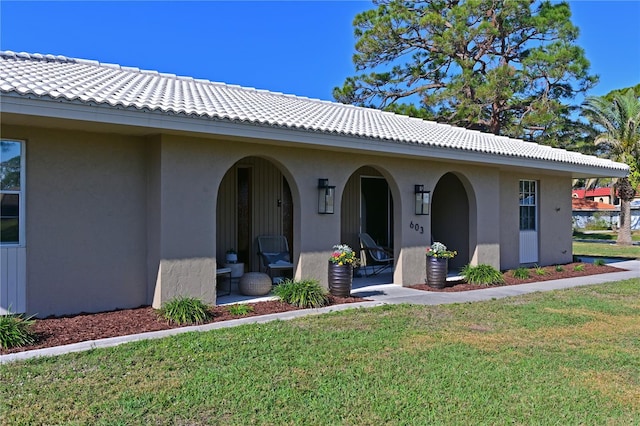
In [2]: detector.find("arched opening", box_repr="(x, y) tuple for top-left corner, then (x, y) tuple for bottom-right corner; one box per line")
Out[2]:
(216, 156), (294, 280)
(431, 172), (470, 272)
(340, 166), (395, 277)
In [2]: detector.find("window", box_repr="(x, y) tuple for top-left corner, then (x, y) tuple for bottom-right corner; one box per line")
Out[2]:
(1, 140), (24, 245)
(519, 180), (536, 231)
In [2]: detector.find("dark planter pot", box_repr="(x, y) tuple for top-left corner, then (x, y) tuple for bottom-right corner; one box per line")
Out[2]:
(426, 256), (448, 288)
(328, 262), (353, 297)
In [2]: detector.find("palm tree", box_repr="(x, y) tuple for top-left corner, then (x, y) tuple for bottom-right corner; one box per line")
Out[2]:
(582, 89), (640, 245)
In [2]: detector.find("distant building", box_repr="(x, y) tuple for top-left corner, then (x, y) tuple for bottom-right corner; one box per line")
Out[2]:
(572, 197), (639, 231)
(572, 187), (614, 205)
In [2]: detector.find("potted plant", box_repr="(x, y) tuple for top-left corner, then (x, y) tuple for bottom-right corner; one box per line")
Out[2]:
(425, 242), (456, 288)
(225, 249), (238, 264)
(328, 244), (358, 297)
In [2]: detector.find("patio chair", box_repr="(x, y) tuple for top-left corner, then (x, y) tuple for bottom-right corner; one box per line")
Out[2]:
(358, 232), (394, 277)
(257, 235), (294, 282)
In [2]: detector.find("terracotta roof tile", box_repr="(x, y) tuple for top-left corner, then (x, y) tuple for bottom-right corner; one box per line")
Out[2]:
(572, 198), (617, 211)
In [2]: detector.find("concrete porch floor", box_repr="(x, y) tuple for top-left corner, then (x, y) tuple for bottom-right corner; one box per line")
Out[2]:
(216, 266), (464, 306)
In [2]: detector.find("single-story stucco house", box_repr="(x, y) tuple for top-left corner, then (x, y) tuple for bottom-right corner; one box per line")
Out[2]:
(0, 51), (629, 317)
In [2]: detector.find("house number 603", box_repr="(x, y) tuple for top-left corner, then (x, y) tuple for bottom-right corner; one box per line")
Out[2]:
(410, 221), (424, 234)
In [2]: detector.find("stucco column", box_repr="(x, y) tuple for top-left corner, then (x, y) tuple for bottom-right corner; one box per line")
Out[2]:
(394, 185), (432, 286)
(294, 179), (341, 288)
(473, 172), (500, 268)
(150, 136), (218, 308)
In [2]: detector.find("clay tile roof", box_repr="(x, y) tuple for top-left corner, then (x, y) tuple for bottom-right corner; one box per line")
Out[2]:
(572, 198), (617, 211)
(0, 50), (629, 175)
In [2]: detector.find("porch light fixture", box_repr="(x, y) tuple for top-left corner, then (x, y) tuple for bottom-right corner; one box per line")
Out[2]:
(318, 178), (336, 214)
(414, 185), (430, 215)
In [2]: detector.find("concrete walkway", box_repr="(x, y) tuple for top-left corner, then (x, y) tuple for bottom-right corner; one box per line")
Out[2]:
(352, 259), (639, 305)
(2, 260), (638, 364)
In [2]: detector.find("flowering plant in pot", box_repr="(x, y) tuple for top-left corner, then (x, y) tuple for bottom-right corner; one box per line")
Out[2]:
(426, 242), (456, 288)
(426, 242), (457, 259)
(328, 244), (358, 297)
(329, 244), (358, 266)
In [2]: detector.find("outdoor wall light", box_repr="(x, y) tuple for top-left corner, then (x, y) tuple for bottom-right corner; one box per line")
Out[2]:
(415, 184), (431, 215)
(318, 178), (336, 214)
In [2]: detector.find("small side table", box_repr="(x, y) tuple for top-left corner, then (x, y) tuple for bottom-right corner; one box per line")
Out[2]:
(216, 267), (232, 296)
(223, 262), (245, 278)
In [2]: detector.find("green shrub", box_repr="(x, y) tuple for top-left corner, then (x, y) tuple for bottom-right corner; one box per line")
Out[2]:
(0, 312), (36, 349)
(555, 265), (564, 272)
(584, 219), (609, 231)
(461, 264), (504, 285)
(273, 279), (329, 308)
(227, 304), (254, 316)
(160, 296), (210, 325)
(574, 264), (585, 272)
(593, 259), (606, 266)
(534, 265), (546, 276)
(512, 267), (531, 280)
(585, 213), (610, 231)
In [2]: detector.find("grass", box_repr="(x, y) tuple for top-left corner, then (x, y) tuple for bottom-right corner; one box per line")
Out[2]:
(573, 241), (640, 259)
(2, 279), (639, 424)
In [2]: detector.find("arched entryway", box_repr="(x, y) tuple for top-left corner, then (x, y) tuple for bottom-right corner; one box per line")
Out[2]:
(216, 156), (294, 275)
(340, 166), (395, 275)
(431, 172), (470, 272)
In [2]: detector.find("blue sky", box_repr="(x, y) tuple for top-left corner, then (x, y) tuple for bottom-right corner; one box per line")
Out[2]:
(1, 1), (638, 103)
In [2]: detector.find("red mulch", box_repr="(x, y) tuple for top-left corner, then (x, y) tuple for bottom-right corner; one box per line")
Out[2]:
(0, 295), (364, 355)
(410, 262), (622, 292)
(1, 263), (625, 355)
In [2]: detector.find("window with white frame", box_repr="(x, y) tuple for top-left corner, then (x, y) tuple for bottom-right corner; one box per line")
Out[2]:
(1, 140), (24, 245)
(519, 180), (537, 231)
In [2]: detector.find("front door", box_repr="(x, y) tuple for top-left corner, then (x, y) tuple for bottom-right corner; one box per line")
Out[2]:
(360, 177), (392, 248)
(519, 180), (539, 264)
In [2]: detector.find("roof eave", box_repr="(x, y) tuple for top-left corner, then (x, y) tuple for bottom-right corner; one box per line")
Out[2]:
(0, 93), (629, 178)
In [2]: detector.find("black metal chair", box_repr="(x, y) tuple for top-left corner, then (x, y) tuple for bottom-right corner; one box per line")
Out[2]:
(358, 233), (394, 276)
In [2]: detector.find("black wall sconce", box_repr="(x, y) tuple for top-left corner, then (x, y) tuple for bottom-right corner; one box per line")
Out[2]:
(415, 184), (430, 215)
(318, 178), (336, 214)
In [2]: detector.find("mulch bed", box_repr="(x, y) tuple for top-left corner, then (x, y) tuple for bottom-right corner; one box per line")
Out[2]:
(410, 262), (622, 292)
(1, 263), (625, 355)
(1, 295), (364, 355)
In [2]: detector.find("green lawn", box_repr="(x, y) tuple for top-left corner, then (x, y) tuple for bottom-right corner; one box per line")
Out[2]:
(2, 280), (640, 425)
(573, 241), (640, 259)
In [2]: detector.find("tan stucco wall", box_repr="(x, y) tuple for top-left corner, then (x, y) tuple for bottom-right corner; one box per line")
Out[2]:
(499, 172), (573, 270)
(499, 172), (521, 270)
(538, 175), (573, 266)
(149, 136), (222, 308)
(3, 125), (149, 317)
(178, 138), (506, 287)
(2, 123), (575, 316)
